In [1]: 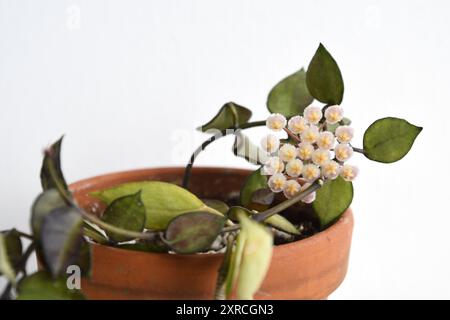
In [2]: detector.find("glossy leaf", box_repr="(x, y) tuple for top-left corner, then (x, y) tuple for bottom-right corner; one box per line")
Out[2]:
(250, 188), (275, 206)
(313, 177), (353, 228)
(164, 211), (226, 254)
(202, 199), (230, 215)
(102, 191), (146, 242)
(91, 181), (223, 230)
(0, 233), (16, 283)
(31, 189), (67, 237)
(228, 206), (299, 235)
(306, 44), (344, 105)
(232, 131), (268, 165)
(41, 207), (84, 277)
(235, 213), (273, 300)
(240, 169), (268, 207)
(40, 137), (70, 199)
(363, 117), (422, 163)
(17, 272), (85, 300)
(267, 68), (314, 117)
(198, 102), (252, 132)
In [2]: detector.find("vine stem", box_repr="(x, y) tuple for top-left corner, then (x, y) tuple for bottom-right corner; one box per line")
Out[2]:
(352, 147), (366, 154)
(79, 210), (156, 241)
(221, 180), (322, 233)
(182, 120), (266, 189)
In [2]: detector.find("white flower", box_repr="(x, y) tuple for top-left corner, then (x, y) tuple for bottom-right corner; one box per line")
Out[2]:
(300, 183), (316, 204)
(288, 116), (308, 134)
(322, 160), (340, 180)
(302, 164), (321, 182)
(317, 131), (335, 150)
(303, 105), (323, 125)
(279, 143), (297, 162)
(300, 125), (319, 144)
(335, 126), (354, 143)
(266, 113), (287, 131)
(262, 157), (285, 175)
(268, 173), (287, 193)
(334, 143), (354, 162)
(260, 134), (280, 153)
(340, 164), (359, 181)
(285, 159), (303, 177)
(297, 142), (314, 161)
(324, 105), (344, 124)
(311, 149), (331, 166)
(283, 180), (301, 199)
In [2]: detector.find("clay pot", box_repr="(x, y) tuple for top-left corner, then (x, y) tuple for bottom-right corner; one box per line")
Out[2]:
(71, 167), (353, 300)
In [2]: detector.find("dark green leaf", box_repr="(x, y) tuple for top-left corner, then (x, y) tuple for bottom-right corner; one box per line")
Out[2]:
(17, 271), (85, 300)
(202, 199), (230, 215)
(41, 207), (84, 277)
(267, 68), (314, 117)
(251, 188), (275, 206)
(306, 43), (344, 105)
(233, 131), (268, 165)
(313, 177), (353, 228)
(363, 117), (422, 163)
(164, 211), (226, 254)
(40, 137), (70, 200)
(240, 169), (267, 207)
(198, 102), (252, 132)
(102, 191), (146, 242)
(31, 189), (67, 237)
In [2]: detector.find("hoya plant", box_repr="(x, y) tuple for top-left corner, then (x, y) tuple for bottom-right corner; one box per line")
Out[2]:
(0, 44), (421, 300)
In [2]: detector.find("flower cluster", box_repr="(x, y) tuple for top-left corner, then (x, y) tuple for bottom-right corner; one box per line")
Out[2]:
(261, 105), (359, 202)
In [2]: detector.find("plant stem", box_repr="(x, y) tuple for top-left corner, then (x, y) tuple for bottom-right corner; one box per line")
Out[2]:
(15, 231), (34, 241)
(221, 181), (322, 233)
(283, 128), (301, 143)
(352, 147), (366, 154)
(182, 120), (266, 189)
(79, 211), (156, 241)
(83, 228), (109, 245)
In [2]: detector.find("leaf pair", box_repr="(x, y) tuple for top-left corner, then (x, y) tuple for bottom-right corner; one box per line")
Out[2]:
(34, 138), (91, 279)
(267, 43), (344, 117)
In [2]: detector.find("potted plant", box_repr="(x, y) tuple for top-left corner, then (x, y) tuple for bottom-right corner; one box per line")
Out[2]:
(0, 44), (421, 300)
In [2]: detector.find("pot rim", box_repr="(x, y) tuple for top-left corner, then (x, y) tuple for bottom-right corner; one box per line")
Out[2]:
(70, 166), (353, 259)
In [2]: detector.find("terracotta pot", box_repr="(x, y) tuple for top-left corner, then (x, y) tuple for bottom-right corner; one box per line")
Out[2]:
(70, 167), (354, 300)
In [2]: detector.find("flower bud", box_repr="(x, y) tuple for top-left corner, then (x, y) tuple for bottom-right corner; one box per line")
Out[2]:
(324, 105), (344, 124)
(266, 113), (287, 131)
(288, 116), (308, 134)
(268, 173), (287, 193)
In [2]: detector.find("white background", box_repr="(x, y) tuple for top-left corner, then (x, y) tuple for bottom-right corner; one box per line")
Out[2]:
(1, 0), (449, 299)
